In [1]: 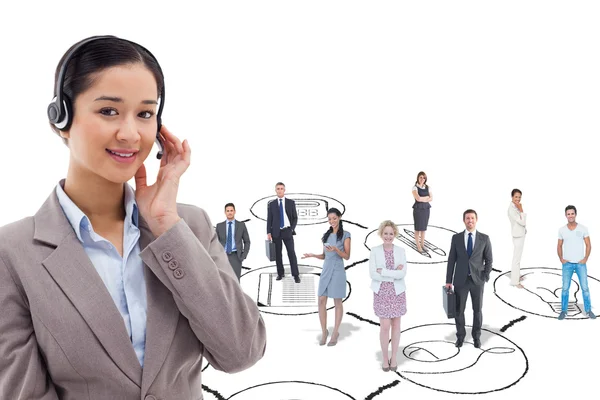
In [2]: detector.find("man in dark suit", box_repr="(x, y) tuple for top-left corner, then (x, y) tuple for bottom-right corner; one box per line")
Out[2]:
(216, 203), (251, 280)
(267, 182), (300, 283)
(445, 209), (493, 349)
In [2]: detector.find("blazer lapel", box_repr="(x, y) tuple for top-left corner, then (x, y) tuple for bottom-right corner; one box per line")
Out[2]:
(285, 198), (292, 219)
(138, 216), (179, 394)
(36, 192), (142, 387)
(459, 231), (469, 258)
(473, 232), (484, 256)
(235, 221), (243, 241)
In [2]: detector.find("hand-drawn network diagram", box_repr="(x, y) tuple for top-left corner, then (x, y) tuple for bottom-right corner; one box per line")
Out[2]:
(200, 192), (596, 399)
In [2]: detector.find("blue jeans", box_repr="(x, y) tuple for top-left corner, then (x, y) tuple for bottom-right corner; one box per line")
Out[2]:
(562, 263), (592, 313)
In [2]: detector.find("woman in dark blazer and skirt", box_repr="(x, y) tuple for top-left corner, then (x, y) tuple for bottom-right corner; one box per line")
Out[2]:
(412, 171), (432, 254)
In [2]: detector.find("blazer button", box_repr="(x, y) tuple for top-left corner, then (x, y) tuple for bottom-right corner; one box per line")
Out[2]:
(173, 268), (185, 279)
(168, 259), (179, 270)
(162, 251), (173, 262)
(145, 396), (157, 400)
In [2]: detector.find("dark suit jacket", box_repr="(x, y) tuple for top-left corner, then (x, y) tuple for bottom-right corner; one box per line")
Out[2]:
(266, 198), (298, 238)
(0, 188), (266, 399)
(446, 230), (493, 286)
(216, 220), (251, 261)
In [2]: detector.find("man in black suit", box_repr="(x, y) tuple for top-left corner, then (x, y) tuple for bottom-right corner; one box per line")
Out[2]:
(216, 203), (251, 280)
(445, 209), (493, 348)
(267, 182), (300, 283)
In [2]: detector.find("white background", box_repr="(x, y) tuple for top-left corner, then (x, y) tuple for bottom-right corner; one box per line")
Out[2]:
(1, 1), (599, 399)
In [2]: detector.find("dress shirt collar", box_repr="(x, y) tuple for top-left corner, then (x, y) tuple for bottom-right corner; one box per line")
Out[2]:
(55, 179), (139, 243)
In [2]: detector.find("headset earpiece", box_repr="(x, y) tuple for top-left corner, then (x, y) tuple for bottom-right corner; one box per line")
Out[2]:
(47, 96), (73, 130)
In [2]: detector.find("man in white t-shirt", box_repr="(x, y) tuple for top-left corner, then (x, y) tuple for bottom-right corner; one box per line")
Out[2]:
(557, 205), (595, 319)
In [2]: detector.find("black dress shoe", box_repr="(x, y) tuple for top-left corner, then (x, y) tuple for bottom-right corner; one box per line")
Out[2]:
(276, 275), (284, 281)
(455, 339), (463, 348)
(473, 339), (481, 348)
(294, 276), (301, 283)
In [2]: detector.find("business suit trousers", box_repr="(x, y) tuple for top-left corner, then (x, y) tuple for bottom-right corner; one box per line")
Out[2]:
(454, 276), (484, 341)
(227, 252), (242, 281)
(511, 236), (525, 285)
(274, 228), (299, 277)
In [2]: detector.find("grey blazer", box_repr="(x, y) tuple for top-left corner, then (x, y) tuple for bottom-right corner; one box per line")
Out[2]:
(0, 188), (266, 400)
(215, 220), (251, 261)
(446, 230), (493, 286)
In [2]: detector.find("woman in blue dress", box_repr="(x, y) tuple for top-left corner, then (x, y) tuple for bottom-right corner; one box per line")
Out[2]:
(302, 208), (351, 346)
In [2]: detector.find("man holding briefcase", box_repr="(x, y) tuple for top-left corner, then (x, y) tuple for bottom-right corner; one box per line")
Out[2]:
(445, 209), (493, 349)
(267, 182), (301, 283)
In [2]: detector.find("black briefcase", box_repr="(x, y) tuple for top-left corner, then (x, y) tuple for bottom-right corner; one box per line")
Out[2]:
(265, 240), (276, 261)
(443, 286), (456, 319)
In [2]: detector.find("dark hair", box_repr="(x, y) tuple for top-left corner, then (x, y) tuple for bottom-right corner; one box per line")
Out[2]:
(275, 182), (285, 187)
(225, 203), (235, 210)
(322, 208), (344, 243)
(51, 36), (164, 145)
(415, 171), (428, 188)
(511, 188), (522, 197)
(565, 205), (577, 215)
(463, 209), (478, 219)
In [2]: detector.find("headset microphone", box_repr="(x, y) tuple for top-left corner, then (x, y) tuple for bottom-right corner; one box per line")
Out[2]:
(48, 35), (165, 159)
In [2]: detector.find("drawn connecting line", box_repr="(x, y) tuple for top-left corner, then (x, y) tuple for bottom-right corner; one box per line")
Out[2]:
(500, 316), (527, 332)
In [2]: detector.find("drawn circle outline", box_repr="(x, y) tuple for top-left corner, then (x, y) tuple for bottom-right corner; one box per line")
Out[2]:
(249, 193), (346, 225)
(228, 380), (356, 399)
(363, 224), (457, 264)
(394, 323), (528, 394)
(493, 266), (600, 319)
(241, 264), (352, 316)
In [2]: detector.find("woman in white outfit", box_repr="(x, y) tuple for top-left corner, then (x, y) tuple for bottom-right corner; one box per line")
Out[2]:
(508, 189), (526, 288)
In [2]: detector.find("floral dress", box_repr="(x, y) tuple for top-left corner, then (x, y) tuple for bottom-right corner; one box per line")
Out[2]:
(373, 248), (407, 318)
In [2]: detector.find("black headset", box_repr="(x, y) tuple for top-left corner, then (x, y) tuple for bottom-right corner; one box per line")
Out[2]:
(47, 35), (165, 159)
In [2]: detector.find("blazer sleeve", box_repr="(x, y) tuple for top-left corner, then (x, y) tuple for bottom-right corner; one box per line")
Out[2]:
(215, 223), (224, 246)
(380, 247), (407, 279)
(241, 222), (251, 259)
(483, 235), (493, 281)
(0, 256), (59, 399)
(289, 200), (298, 231)
(139, 207), (266, 373)
(266, 202), (273, 234)
(508, 206), (526, 227)
(446, 235), (458, 284)
(369, 249), (385, 281)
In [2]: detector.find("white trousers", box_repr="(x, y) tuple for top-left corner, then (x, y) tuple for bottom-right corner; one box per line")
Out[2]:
(511, 236), (525, 285)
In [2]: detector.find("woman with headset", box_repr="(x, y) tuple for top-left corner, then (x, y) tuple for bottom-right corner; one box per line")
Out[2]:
(0, 36), (266, 399)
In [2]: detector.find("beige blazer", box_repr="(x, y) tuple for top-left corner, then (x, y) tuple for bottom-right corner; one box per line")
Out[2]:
(369, 244), (407, 295)
(0, 188), (266, 400)
(507, 202), (527, 237)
